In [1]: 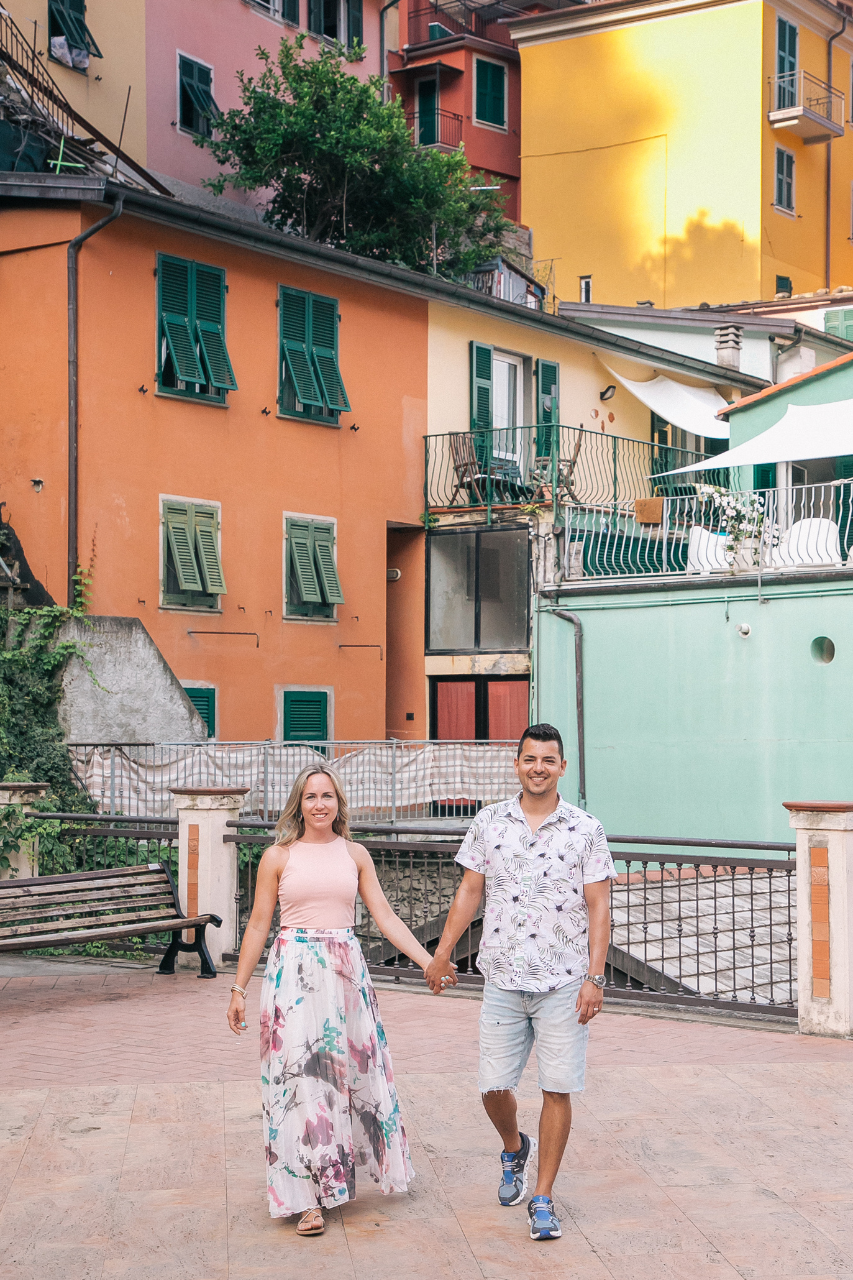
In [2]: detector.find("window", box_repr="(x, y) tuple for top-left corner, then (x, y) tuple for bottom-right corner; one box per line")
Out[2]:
(283, 689), (328, 740)
(348, 0), (363, 46)
(825, 307), (853, 339)
(430, 675), (529, 741)
(285, 518), (344, 618)
(776, 274), (792, 296)
(427, 528), (529, 652)
(48, 0), (101, 71)
(253, 0), (300, 21)
(776, 18), (798, 109)
(185, 687), (216, 737)
(179, 56), (219, 137)
(475, 58), (506, 128)
(162, 502), (226, 610)
(775, 148), (794, 212)
(157, 255), (237, 402)
(417, 78), (438, 146)
(579, 276), (592, 303)
(279, 286), (350, 422)
(536, 359), (560, 458)
(308, 0), (339, 39)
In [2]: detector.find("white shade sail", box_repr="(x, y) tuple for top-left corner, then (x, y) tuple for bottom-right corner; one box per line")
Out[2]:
(602, 365), (730, 439)
(656, 399), (853, 475)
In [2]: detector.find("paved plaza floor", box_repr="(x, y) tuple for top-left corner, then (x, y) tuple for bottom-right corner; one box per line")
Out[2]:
(3, 959), (853, 1279)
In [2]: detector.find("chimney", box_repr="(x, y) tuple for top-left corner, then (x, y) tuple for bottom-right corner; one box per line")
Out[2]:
(714, 324), (743, 371)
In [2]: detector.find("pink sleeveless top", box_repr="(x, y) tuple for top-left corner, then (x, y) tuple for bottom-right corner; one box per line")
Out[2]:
(277, 836), (359, 928)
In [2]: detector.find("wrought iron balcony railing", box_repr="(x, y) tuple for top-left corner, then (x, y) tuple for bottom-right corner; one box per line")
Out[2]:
(405, 107), (463, 148)
(768, 70), (844, 142)
(407, 1), (516, 48)
(424, 424), (713, 520)
(564, 481), (853, 582)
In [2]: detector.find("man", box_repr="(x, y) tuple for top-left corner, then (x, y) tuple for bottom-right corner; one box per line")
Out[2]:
(425, 723), (615, 1242)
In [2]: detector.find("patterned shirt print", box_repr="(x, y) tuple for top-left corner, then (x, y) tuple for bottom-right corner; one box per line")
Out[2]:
(455, 793), (617, 992)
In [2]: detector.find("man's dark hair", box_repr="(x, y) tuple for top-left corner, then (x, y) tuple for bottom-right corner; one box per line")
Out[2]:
(517, 723), (564, 761)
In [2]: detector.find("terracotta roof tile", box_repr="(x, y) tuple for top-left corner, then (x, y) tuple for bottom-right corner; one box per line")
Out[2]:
(720, 349), (853, 417)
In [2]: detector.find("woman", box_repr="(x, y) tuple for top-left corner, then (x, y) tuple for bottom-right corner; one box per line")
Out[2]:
(226, 765), (448, 1235)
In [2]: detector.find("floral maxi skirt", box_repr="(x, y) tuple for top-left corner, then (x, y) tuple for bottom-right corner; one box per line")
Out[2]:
(260, 927), (414, 1217)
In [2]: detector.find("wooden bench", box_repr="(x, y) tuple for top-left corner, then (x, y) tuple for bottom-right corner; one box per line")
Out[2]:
(0, 863), (222, 977)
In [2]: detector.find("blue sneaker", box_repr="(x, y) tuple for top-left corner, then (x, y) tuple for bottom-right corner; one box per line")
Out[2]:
(528, 1195), (561, 1240)
(497, 1132), (537, 1206)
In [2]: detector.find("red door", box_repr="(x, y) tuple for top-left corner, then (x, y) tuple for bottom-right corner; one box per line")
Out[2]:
(435, 680), (476, 739)
(487, 679), (529, 740)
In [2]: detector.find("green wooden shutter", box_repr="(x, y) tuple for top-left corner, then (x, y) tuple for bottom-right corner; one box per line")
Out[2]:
(470, 341), (493, 429)
(288, 519), (322, 603)
(49, 0), (102, 56)
(308, 0), (323, 34)
(753, 464), (777, 490)
(348, 0), (363, 45)
(835, 456), (853, 557)
(282, 0), (298, 20)
(313, 524), (345, 604)
(280, 287), (323, 407)
(310, 295), (351, 411)
(825, 308), (853, 340)
(159, 257), (205, 384)
(185, 687), (215, 738)
(476, 61), (504, 126)
(180, 58), (219, 121)
(193, 507), (227, 595)
(194, 265), (237, 390)
(164, 502), (203, 592)
(536, 359), (559, 457)
(283, 690), (328, 741)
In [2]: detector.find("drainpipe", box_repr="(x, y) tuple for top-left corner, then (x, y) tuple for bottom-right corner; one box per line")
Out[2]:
(67, 195), (124, 607)
(379, 0), (401, 101)
(826, 13), (848, 290)
(551, 608), (586, 810)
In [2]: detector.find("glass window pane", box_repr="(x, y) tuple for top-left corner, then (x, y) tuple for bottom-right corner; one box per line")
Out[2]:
(429, 533), (476, 649)
(478, 529), (528, 650)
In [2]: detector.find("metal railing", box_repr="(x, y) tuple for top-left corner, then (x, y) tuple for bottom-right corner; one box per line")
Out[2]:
(407, 1), (515, 47)
(225, 825), (797, 1015)
(769, 69), (844, 128)
(425, 424), (711, 519)
(67, 740), (519, 819)
(564, 480), (853, 581)
(405, 107), (463, 148)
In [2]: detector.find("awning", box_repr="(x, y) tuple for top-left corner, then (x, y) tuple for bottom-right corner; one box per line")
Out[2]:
(602, 364), (730, 440)
(655, 399), (853, 475)
(387, 60), (464, 80)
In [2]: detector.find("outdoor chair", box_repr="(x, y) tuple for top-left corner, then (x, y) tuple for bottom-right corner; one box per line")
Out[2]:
(686, 524), (728, 574)
(448, 432), (488, 505)
(531, 429), (583, 504)
(769, 518), (842, 569)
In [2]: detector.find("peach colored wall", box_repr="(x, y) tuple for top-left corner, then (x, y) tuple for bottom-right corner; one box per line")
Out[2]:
(145, 0), (384, 187)
(385, 528), (427, 740)
(0, 204), (428, 742)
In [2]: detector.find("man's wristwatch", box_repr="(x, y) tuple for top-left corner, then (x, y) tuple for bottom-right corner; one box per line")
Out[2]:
(583, 973), (606, 989)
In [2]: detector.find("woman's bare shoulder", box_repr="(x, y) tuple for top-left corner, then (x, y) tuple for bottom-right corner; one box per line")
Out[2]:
(259, 842), (291, 877)
(345, 839), (370, 866)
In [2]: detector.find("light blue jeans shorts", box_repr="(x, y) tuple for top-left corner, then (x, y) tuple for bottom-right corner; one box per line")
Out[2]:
(478, 979), (588, 1095)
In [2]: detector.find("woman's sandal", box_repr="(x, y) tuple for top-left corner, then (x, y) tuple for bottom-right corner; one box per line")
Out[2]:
(296, 1207), (325, 1236)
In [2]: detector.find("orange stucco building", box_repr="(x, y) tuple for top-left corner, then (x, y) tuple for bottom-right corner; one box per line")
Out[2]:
(0, 179), (429, 742)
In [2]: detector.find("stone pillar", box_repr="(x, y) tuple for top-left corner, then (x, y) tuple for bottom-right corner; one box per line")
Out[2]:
(170, 787), (248, 969)
(0, 783), (49, 880)
(784, 802), (853, 1038)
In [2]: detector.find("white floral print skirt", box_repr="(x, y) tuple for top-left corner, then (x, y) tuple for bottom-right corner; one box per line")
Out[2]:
(260, 926), (414, 1217)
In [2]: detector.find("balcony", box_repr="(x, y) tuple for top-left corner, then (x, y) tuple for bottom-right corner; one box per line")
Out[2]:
(405, 106), (463, 148)
(407, 1), (516, 49)
(768, 70), (844, 143)
(563, 480), (853, 582)
(424, 423), (713, 521)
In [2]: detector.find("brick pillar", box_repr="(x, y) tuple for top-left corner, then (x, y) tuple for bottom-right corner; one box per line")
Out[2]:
(784, 802), (853, 1038)
(170, 787), (248, 969)
(0, 783), (49, 879)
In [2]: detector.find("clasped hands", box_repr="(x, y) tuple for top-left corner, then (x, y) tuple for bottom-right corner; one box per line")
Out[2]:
(424, 952), (459, 995)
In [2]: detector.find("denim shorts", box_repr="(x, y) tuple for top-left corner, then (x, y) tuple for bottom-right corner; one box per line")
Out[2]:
(478, 980), (588, 1095)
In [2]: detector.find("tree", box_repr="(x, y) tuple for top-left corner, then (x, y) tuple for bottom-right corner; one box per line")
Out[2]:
(203, 36), (512, 276)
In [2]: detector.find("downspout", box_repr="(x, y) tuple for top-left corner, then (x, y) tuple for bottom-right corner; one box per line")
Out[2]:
(379, 0), (401, 101)
(67, 195), (124, 607)
(551, 608), (586, 810)
(826, 14), (848, 290)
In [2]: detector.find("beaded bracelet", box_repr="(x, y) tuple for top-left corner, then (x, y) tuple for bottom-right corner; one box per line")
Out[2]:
(231, 984), (247, 998)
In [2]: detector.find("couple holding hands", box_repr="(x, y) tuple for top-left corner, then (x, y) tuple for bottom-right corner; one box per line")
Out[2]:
(226, 722), (615, 1243)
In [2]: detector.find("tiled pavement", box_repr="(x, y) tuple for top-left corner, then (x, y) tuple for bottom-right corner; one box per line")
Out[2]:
(3, 964), (853, 1278)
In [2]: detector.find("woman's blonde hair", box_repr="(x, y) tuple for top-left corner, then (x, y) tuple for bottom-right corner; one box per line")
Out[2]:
(274, 764), (351, 845)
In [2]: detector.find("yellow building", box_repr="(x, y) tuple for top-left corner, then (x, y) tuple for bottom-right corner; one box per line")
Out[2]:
(510, 0), (853, 308)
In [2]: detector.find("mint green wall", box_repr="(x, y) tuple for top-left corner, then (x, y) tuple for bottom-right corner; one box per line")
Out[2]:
(730, 360), (853, 448)
(535, 580), (853, 845)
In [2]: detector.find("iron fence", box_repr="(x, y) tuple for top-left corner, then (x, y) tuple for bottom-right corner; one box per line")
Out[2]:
(405, 107), (463, 148)
(67, 740), (518, 819)
(769, 69), (844, 128)
(564, 480), (853, 581)
(407, 2), (515, 47)
(425, 424), (711, 519)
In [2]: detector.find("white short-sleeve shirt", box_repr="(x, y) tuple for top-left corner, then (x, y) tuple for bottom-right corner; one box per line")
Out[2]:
(455, 792), (617, 992)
